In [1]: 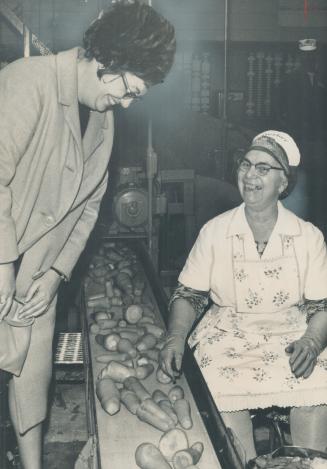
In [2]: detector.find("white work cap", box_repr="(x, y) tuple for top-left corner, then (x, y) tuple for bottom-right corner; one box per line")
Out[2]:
(252, 130), (301, 170)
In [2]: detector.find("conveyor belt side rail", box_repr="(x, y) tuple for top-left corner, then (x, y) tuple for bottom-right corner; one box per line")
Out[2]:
(80, 289), (101, 469)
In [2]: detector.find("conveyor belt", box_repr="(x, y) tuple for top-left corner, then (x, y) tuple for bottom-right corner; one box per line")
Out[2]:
(54, 332), (83, 365)
(82, 239), (243, 469)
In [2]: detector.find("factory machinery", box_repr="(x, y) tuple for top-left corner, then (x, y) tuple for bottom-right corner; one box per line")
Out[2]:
(102, 159), (196, 278)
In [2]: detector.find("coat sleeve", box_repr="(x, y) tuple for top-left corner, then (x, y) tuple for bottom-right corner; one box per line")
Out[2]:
(51, 172), (108, 279)
(0, 61), (42, 262)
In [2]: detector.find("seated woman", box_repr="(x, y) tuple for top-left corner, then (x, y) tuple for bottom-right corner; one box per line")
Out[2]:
(160, 130), (327, 461)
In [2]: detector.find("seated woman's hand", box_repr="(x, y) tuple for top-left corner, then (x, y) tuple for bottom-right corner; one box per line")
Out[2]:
(159, 333), (186, 381)
(285, 336), (321, 379)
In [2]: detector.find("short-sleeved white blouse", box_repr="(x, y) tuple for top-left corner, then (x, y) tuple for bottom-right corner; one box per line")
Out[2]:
(179, 202), (327, 307)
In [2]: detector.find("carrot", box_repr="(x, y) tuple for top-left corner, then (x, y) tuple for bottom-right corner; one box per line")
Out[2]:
(158, 400), (179, 426)
(96, 352), (128, 363)
(120, 389), (141, 415)
(90, 323), (102, 334)
(135, 364), (154, 380)
(103, 333), (121, 351)
(96, 378), (120, 415)
(168, 385), (185, 403)
(105, 280), (115, 298)
(158, 428), (189, 462)
(104, 269), (118, 280)
(152, 389), (169, 404)
(143, 324), (165, 339)
(140, 349), (159, 363)
(125, 359), (135, 368)
(93, 311), (111, 322)
(123, 377), (151, 401)
(113, 326), (146, 336)
(135, 442), (171, 469)
(119, 267), (134, 278)
(136, 399), (176, 432)
(113, 287), (122, 297)
(90, 324), (115, 335)
(133, 277), (145, 297)
(136, 334), (157, 352)
(111, 296), (123, 306)
(117, 338), (134, 355)
(173, 399), (193, 430)
(156, 367), (172, 384)
(125, 304), (143, 324)
(96, 319), (118, 330)
(118, 331), (139, 344)
(117, 259), (132, 270)
(91, 266), (107, 277)
(123, 294), (134, 307)
(138, 316), (155, 325)
(99, 361), (136, 382)
(116, 272), (133, 296)
(171, 450), (193, 469)
(137, 357), (150, 367)
(106, 250), (123, 263)
(189, 442), (204, 464)
(87, 297), (110, 309)
(142, 306), (156, 318)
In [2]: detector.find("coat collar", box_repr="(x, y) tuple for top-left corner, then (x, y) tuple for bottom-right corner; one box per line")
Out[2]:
(57, 47), (80, 106)
(55, 47), (108, 162)
(227, 201), (302, 238)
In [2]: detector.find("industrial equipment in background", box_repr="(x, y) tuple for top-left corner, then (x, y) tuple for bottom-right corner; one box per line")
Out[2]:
(102, 164), (196, 283)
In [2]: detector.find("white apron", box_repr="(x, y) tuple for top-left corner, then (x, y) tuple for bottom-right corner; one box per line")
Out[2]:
(189, 234), (327, 412)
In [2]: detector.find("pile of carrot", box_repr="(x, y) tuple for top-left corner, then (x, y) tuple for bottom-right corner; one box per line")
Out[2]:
(87, 242), (203, 468)
(135, 428), (204, 469)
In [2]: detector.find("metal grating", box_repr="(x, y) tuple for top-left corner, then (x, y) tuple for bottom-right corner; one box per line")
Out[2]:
(54, 332), (83, 365)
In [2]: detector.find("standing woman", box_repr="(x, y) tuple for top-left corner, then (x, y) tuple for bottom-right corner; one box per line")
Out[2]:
(160, 131), (327, 461)
(0, 2), (176, 468)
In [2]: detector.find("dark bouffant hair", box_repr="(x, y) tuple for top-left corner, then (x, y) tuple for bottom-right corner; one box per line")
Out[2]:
(83, 0), (176, 86)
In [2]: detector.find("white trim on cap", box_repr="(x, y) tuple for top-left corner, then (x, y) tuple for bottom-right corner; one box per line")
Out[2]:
(253, 130), (301, 167)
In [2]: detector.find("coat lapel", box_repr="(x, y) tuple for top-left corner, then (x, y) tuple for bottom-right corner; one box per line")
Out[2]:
(56, 48), (83, 168)
(83, 111), (107, 160)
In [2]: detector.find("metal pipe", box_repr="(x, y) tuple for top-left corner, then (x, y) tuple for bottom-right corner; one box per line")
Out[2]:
(221, 0), (230, 179)
(223, 0), (229, 121)
(23, 24), (30, 57)
(146, 0), (154, 257)
(146, 118), (156, 257)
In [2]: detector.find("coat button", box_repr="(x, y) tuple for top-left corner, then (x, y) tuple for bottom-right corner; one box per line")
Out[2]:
(44, 215), (54, 225)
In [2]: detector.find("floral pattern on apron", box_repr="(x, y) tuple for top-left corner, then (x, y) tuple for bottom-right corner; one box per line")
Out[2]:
(188, 234), (327, 412)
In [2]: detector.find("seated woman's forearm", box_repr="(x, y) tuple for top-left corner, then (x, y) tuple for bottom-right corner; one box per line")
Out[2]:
(168, 282), (209, 337)
(302, 298), (327, 323)
(168, 298), (198, 338)
(304, 309), (327, 352)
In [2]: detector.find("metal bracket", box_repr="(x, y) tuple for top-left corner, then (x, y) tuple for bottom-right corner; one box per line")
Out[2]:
(0, 0), (52, 56)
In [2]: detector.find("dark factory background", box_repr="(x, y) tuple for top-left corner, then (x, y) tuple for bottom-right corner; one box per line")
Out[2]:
(0, 1), (326, 468)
